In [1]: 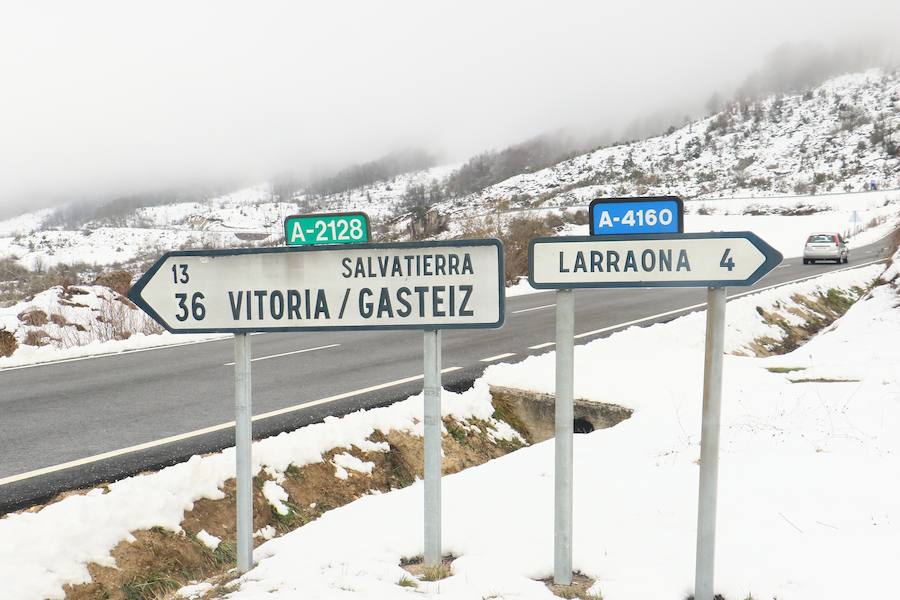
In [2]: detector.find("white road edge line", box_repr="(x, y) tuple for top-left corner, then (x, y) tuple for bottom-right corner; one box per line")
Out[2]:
(528, 342), (555, 350)
(479, 353), (516, 363)
(573, 258), (887, 340)
(0, 366), (463, 486)
(222, 343), (340, 366)
(512, 303), (556, 314)
(0, 336), (232, 372)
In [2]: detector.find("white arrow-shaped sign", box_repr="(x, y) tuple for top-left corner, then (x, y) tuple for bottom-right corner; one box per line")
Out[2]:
(528, 232), (782, 289)
(128, 240), (505, 333)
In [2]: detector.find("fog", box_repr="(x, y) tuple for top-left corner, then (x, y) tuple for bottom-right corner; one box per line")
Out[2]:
(1, 0), (898, 217)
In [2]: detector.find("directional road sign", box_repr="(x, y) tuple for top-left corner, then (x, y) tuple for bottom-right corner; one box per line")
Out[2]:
(529, 231), (782, 289)
(129, 239), (504, 333)
(284, 212), (370, 246)
(589, 196), (683, 236)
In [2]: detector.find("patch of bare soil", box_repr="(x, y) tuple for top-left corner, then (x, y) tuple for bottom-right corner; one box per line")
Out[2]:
(400, 554), (455, 581)
(64, 417), (524, 599)
(64, 528), (231, 600)
(541, 573), (601, 599)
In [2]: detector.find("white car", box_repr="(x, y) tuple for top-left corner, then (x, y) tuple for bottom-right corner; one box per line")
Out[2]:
(803, 233), (849, 264)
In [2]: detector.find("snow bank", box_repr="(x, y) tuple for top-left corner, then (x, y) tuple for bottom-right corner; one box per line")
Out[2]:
(0, 380), (510, 600)
(219, 264), (891, 600)
(0, 284), (228, 368)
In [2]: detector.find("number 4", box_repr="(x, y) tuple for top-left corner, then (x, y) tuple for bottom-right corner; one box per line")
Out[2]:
(719, 248), (735, 271)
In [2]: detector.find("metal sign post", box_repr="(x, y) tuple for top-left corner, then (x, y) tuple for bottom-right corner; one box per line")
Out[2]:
(130, 239), (505, 573)
(234, 333), (253, 573)
(694, 286), (726, 600)
(529, 230), (780, 590)
(423, 329), (442, 566)
(553, 289), (575, 585)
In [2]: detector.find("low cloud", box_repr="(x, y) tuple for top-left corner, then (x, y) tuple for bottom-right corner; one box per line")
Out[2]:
(1, 0), (898, 217)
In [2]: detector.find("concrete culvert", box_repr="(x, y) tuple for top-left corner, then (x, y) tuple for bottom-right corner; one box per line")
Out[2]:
(489, 386), (631, 443)
(573, 418), (594, 434)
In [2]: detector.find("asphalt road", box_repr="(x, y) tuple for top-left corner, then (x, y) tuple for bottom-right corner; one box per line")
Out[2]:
(0, 239), (892, 512)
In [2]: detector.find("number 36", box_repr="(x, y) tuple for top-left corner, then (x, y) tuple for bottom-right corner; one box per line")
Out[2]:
(175, 292), (206, 321)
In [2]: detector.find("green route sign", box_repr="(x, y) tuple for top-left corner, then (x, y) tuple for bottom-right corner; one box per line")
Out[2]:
(284, 212), (370, 246)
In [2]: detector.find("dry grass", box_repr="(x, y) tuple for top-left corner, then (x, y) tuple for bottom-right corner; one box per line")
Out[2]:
(23, 329), (50, 346)
(402, 555), (454, 582)
(18, 309), (48, 326)
(0, 330), (17, 357)
(89, 296), (164, 343)
(542, 573), (602, 599)
(458, 213), (560, 284)
(63, 418), (523, 599)
(746, 287), (866, 356)
(94, 270), (134, 295)
(788, 377), (860, 384)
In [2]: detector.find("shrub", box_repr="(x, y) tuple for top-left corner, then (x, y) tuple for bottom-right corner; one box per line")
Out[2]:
(0, 330), (17, 357)
(501, 216), (555, 285)
(543, 212), (564, 230)
(563, 210), (589, 226)
(23, 329), (50, 346)
(0, 257), (28, 281)
(793, 181), (811, 195)
(457, 214), (554, 285)
(94, 270), (133, 295)
(18, 309), (48, 326)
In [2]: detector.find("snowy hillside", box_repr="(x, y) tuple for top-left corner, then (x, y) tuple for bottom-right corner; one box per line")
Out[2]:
(0, 69), (898, 274)
(295, 163), (459, 222)
(0, 165), (458, 272)
(438, 68), (900, 218)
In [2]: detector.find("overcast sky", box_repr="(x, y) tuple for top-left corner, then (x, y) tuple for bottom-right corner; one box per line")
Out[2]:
(1, 0), (899, 217)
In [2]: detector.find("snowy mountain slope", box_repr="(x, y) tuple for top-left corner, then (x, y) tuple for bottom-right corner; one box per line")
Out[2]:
(295, 163), (459, 222)
(437, 68), (900, 217)
(0, 164), (459, 271)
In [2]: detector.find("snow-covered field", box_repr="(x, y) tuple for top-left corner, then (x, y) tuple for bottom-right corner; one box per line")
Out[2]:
(1, 258), (893, 599)
(683, 189), (900, 258)
(221, 263), (896, 600)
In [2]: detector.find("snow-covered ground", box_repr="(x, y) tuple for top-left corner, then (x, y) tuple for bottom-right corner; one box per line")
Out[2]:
(0, 379), (518, 600)
(0, 284), (228, 369)
(219, 263), (896, 600)
(1, 259), (892, 599)
(683, 189), (900, 258)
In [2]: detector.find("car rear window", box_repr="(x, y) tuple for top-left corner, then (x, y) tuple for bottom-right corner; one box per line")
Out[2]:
(807, 234), (837, 243)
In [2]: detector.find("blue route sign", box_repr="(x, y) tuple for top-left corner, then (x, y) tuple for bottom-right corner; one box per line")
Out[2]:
(589, 196), (683, 236)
